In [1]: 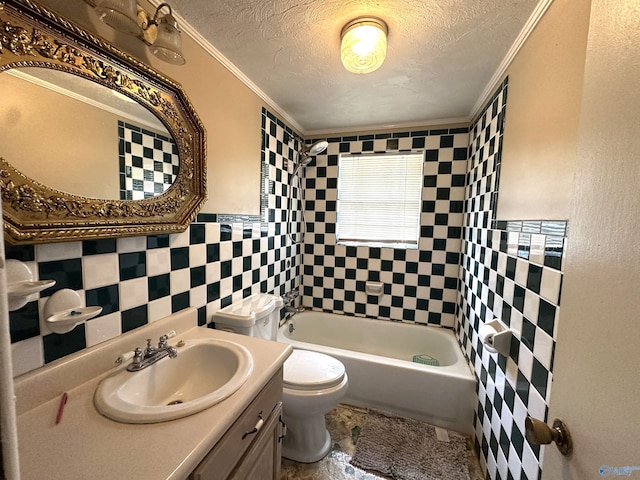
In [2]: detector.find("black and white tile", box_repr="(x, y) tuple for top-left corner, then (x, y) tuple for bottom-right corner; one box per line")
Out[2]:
(456, 78), (567, 480)
(301, 129), (469, 327)
(7, 95), (567, 480)
(7, 109), (301, 376)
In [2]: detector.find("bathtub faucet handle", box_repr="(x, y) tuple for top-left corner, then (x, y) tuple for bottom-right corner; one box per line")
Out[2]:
(283, 289), (304, 315)
(283, 289), (299, 305)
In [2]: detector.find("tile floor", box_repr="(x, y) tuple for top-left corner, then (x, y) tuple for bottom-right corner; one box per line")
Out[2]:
(280, 404), (484, 480)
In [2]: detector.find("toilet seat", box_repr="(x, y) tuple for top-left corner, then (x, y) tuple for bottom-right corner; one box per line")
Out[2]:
(283, 350), (346, 391)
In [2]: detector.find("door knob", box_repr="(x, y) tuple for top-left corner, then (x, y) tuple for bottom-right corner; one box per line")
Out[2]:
(525, 416), (573, 456)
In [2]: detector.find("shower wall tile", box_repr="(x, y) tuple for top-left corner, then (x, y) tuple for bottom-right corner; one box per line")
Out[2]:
(7, 108), (300, 376)
(456, 77), (567, 480)
(301, 128), (469, 327)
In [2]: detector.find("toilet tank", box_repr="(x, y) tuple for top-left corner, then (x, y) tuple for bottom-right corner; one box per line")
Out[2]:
(212, 293), (283, 340)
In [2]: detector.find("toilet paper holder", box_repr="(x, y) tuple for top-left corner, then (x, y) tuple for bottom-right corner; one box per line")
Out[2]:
(478, 319), (512, 356)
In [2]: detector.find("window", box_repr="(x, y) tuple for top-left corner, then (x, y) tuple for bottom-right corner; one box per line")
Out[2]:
(336, 152), (424, 249)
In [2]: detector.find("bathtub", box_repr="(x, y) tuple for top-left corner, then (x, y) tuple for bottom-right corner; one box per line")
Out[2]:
(277, 311), (476, 435)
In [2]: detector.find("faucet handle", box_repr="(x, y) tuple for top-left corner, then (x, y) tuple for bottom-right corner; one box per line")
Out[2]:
(158, 330), (176, 348)
(144, 338), (153, 355)
(131, 347), (143, 367)
(283, 289), (299, 305)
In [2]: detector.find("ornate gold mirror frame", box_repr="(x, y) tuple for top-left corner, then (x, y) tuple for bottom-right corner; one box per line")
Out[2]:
(0, 0), (206, 244)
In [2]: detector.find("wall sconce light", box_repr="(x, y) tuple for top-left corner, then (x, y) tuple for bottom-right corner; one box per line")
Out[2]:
(92, 0), (186, 65)
(340, 17), (388, 74)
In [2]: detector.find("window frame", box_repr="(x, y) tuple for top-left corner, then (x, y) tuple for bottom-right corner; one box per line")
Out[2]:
(336, 151), (425, 250)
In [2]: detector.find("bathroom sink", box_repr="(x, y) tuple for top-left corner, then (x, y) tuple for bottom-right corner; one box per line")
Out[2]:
(94, 338), (253, 423)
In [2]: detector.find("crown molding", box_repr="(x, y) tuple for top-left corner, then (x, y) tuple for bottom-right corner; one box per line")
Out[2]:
(470, 0), (554, 120)
(149, 0), (552, 137)
(146, 0), (305, 135)
(304, 117), (471, 138)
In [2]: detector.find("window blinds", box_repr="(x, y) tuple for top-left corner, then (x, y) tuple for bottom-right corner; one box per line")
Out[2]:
(336, 153), (423, 248)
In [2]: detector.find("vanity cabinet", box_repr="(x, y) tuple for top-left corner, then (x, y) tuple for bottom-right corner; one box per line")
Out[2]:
(190, 370), (284, 480)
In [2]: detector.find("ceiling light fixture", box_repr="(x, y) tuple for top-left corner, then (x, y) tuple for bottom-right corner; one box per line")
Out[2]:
(92, 0), (186, 65)
(340, 17), (388, 74)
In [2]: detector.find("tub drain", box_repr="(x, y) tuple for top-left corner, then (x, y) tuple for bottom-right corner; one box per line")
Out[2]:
(167, 400), (183, 406)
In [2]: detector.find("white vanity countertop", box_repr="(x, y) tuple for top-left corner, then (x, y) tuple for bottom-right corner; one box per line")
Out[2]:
(14, 308), (292, 480)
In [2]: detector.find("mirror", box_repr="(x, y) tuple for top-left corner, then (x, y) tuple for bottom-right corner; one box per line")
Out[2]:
(0, 0), (206, 244)
(1, 67), (177, 200)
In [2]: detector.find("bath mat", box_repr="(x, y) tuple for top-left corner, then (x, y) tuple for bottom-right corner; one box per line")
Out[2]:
(350, 410), (470, 480)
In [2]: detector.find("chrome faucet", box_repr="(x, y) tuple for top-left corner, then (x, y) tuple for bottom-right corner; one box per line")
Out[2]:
(284, 304), (303, 314)
(283, 289), (298, 303)
(282, 289), (304, 314)
(127, 334), (178, 372)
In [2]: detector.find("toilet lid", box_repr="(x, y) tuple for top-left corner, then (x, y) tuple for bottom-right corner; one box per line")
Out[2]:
(283, 350), (346, 390)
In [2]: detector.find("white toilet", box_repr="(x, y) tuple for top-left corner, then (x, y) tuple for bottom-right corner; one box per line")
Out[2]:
(213, 293), (348, 463)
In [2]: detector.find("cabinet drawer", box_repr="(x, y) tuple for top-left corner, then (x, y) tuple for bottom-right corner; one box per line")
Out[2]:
(229, 402), (283, 480)
(190, 371), (283, 480)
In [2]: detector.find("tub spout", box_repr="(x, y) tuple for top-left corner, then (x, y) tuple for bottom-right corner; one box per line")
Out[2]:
(284, 305), (305, 314)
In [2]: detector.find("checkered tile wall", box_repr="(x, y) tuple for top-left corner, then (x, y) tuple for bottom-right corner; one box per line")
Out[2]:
(456, 78), (567, 480)
(261, 108), (304, 228)
(119, 121), (179, 200)
(300, 128), (469, 326)
(7, 109), (300, 376)
(7, 92), (566, 480)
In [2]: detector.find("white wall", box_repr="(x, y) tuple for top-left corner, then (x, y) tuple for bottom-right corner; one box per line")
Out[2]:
(34, 0), (273, 215)
(496, 0), (590, 221)
(543, 0), (640, 477)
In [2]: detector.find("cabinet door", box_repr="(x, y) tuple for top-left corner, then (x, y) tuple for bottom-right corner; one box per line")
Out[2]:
(229, 402), (283, 480)
(190, 373), (283, 480)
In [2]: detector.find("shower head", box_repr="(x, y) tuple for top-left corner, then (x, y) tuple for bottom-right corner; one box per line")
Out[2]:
(307, 140), (329, 156)
(298, 140), (328, 165)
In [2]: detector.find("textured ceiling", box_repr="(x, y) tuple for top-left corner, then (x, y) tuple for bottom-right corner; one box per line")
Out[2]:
(170, 0), (540, 133)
